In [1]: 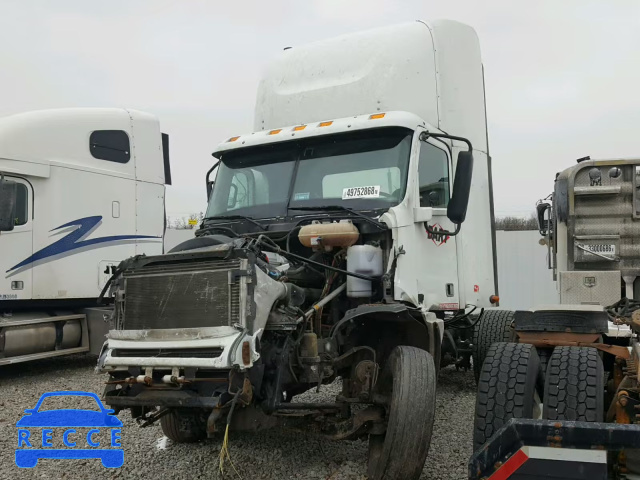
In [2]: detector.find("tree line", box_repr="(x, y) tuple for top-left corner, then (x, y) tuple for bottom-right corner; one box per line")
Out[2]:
(494, 214), (538, 231)
(166, 213), (204, 230)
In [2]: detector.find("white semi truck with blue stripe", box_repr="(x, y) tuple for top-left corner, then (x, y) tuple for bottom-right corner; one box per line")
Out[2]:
(0, 108), (170, 365)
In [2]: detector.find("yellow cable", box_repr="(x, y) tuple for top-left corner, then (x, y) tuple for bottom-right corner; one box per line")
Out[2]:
(219, 424), (242, 479)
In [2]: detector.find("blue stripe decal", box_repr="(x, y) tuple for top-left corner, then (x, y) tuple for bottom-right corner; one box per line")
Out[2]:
(7, 216), (160, 273)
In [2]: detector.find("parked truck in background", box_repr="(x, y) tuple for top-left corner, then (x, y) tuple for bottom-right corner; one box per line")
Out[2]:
(470, 157), (640, 479)
(0, 108), (171, 365)
(98, 20), (498, 479)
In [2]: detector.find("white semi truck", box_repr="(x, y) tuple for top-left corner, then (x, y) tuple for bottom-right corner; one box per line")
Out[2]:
(98, 20), (498, 479)
(470, 158), (640, 479)
(0, 108), (170, 365)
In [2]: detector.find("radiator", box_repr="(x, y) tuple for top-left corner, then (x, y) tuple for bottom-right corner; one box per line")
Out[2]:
(122, 259), (245, 330)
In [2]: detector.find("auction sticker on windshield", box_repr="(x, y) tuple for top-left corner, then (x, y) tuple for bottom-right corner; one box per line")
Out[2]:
(342, 185), (380, 200)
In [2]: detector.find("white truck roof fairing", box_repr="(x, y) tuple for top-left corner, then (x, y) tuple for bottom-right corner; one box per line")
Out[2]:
(0, 108), (166, 185)
(255, 20), (487, 153)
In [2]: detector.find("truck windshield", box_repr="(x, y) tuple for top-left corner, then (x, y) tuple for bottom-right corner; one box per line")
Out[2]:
(206, 127), (412, 219)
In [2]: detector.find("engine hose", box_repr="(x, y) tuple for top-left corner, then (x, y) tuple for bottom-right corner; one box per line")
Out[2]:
(445, 307), (484, 330)
(256, 238), (380, 283)
(298, 284), (347, 322)
(607, 297), (640, 320)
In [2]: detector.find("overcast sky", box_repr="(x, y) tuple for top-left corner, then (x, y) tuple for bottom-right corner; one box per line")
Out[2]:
(1, 0), (639, 218)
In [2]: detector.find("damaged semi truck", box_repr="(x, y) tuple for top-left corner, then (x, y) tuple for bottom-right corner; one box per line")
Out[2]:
(98, 20), (498, 478)
(470, 157), (640, 479)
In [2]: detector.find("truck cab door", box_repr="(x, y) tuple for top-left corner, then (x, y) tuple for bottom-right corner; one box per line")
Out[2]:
(0, 178), (33, 301)
(414, 139), (461, 311)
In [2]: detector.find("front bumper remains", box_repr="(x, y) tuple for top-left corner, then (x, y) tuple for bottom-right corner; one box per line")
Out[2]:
(97, 326), (261, 372)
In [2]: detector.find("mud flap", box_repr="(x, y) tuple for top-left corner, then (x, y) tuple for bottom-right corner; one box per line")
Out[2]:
(469, 419), (640, 479)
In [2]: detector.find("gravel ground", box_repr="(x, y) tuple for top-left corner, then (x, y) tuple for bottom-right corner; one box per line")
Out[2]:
(0, 355), (475, 480)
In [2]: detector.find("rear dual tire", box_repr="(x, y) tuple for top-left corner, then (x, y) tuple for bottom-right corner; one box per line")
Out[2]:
(472, 310), (515, 383)
(543, 346), (604, 422)
(473, 342), (540, 450)
(473, 343), (604, 451)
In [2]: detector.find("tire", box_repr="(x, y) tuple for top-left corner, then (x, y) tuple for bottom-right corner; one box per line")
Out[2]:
(367, 346), (436, 480)
(472, 310), (516, 383)
(160, 409), (207, 443)
(536, 347), (554, 395)
(543, 346), (604, 422)
(473, 342), (540, 450)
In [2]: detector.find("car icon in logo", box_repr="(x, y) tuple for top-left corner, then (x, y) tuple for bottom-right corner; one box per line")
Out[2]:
(15, 391), (123, 468)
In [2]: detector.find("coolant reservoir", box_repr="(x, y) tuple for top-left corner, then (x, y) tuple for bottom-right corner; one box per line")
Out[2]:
(298, 220), (359, 250)
(347, 245), (383, 298)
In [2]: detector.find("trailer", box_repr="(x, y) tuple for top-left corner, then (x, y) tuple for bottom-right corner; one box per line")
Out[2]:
(471, 157), (640, 479)
(0, 108), (170, 365)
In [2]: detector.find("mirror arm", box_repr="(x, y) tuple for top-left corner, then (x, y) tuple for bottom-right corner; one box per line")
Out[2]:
(419, 131), (473, 152)
(206, 160), (220, 199)
(424, 222), (461, 237)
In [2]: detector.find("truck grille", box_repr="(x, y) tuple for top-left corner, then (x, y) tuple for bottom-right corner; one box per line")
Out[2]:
(122, 259), (245, 330)
(111, 348), (224, 358)
(571, 164), (640, 276)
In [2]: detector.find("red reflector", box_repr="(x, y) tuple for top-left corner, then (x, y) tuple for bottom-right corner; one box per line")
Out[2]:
(487, 449), (529, 480)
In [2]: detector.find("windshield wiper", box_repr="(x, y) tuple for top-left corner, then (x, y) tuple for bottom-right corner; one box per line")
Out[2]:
(203, 215), (267, 231)
(288, 205), (387, 230)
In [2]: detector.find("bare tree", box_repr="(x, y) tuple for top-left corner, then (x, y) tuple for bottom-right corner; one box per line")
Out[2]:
(495, 214), (538, 231)
(167, 214), (202, 230)
(174, 217), (187, 230)
(188, 213), (199, 230)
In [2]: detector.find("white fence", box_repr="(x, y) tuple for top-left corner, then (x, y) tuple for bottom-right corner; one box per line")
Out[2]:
(163, 228), (559, 310)
(495, 230), (559, 310)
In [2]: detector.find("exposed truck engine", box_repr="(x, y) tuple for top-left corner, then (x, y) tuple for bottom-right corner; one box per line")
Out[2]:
(98, 20), (497, 479)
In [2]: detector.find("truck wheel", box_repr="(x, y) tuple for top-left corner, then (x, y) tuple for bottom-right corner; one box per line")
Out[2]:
(473, 342), (540, 450)
(160, 409), (207, 443)
(543, 346), (604, 422)
(367, 346), (436, 480)
(536, 347), (554, 395)
(472, 310), (516, 383)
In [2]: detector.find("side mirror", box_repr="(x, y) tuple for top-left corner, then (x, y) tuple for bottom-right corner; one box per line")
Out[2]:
(536, 202), (550, 235)
(447, 150), (474, 224)
(206, 161), (220, 201)
(0, 177), (17, 232)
